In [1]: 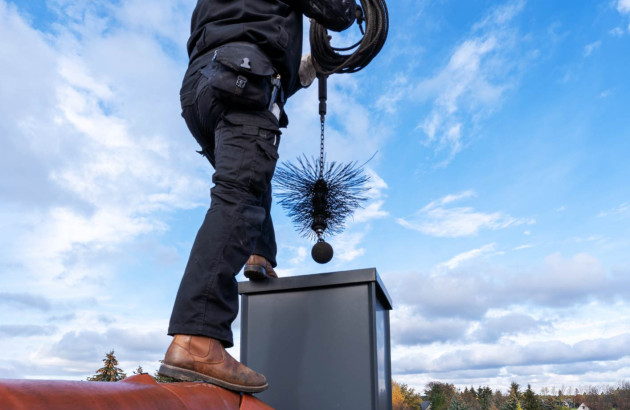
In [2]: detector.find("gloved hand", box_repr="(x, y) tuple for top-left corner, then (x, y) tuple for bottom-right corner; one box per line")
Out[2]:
(299, 53), (317, 87)
(299, 0), (357, 32)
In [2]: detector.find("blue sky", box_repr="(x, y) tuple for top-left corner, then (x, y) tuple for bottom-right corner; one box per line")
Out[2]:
(1, 0), (629, 393)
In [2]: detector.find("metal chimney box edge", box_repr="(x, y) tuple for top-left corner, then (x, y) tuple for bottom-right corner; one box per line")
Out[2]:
(238, 268), (393, 410)
(238, 267), (393, 310)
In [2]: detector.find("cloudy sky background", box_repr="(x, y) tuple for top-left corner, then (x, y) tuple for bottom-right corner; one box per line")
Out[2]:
(1, 0), (629, 393)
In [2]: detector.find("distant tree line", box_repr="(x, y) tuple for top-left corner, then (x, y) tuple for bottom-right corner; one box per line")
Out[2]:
(87, 352), (629, 410)
(392, 380), (630, 410)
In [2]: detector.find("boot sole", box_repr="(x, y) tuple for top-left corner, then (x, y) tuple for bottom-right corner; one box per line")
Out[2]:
(244, 265), (269, 280)
(158, 364), (268, 393)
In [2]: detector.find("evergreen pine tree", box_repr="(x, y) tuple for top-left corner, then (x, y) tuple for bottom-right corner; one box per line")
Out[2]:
(88, 350), (126, 382)
(133, 365), (144, 375)
(510, 382), (521, 400)
(522, 384), (541, 410)
(501, 392), (522, 410)
(448, 394), (470, 410)
(478, 386), (493, 410)
(425, 382), (456, 410)
(494, 390), (507, 410)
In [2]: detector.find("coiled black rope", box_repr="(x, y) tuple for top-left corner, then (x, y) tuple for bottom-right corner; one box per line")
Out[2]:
(309, 0), (389, 75)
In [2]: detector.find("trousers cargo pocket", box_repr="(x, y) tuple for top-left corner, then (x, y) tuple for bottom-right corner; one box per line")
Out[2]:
(213, 123), (248, 187)
(248, 128), (280, 197)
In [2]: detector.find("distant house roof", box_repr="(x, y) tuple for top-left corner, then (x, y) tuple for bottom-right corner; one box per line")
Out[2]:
(421, 402), (432, 410)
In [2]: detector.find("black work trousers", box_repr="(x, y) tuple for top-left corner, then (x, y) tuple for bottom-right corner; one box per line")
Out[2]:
(168, 62), (281, 348)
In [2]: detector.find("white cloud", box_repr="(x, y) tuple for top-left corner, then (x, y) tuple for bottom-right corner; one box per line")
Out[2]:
(113, 0), (191, 46)
(390, 302), (630, 390)
(415, 36), (503, 162)
(583, 40), (601, 57)
(618, 0), (630, 30)
(598, 202), (630, 217)
(472, 0), (526, 31)
(385, 253), (630, 325)
(406, 0), (527, 164)
(518, 253), (608, 304)
(471, 313), (552, 343)
(427, 333), (630, 372)
(0, 0), (210, 378)
(14, 324), (172, 378)
(513, 244), (533, 250)
(330, 231), (366, 262)
(0, 293), (52, 311)
(373, 1), (529, 166)
(397, 190), (533, 237)
(364, 168), (389, 198)
(391, 325), (630, 384)
(289, 246), (308, 265)
(609, 27), (624, 36)
(598, 89), (612, 99)
(438, 190), (477, 205)
(353, 200), (388, 223)
(438, 243), (498, 270)
(353, 168), (389, 223)
(0, 325), (58, 338)
(0, 1), (64, 206)
(0, 0), (208, 287)
(391, 305), (470, 345)
(375, 75), (410, 114)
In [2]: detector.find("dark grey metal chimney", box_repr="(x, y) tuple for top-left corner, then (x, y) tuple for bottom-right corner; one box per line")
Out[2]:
(238, 268), (393, 410)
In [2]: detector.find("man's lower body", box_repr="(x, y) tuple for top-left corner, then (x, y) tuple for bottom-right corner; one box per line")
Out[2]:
(160, 57), (282, 392)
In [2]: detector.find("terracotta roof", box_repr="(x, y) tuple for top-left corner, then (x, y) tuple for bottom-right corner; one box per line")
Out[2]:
(0, 374), (273, 409)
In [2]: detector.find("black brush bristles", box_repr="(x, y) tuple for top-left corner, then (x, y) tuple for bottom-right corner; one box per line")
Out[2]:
(274, 156), (370, 239)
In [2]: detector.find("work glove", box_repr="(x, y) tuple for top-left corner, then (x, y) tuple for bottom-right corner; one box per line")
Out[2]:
(299, 54), (317, 88)
(300, 0), (357, 32)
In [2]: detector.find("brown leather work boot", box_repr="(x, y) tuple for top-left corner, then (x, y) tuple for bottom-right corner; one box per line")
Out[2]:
(158, 335), (268, 393)
(244, 254), (277, 280)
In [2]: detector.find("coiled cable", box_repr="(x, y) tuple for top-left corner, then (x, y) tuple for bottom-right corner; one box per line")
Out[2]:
(309, 0), (389, 75)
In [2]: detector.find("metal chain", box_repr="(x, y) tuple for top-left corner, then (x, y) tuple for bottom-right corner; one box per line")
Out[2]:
(319, 114), (325, 178)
